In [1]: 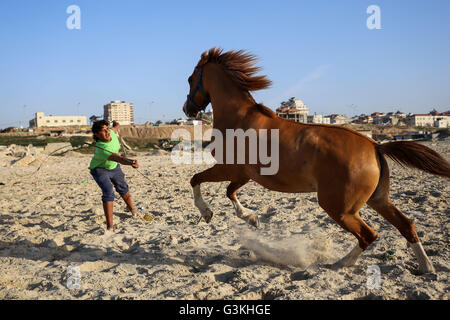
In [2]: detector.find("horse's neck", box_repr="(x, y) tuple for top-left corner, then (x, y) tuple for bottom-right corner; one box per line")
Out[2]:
(206, 64), (255, 128)
(210, 94), (253, 127)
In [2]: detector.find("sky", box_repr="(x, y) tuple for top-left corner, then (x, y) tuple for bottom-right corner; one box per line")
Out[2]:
(0, 0), (449, 128)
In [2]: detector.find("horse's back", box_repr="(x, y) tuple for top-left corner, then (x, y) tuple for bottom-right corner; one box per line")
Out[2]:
(248, 121), (380, 195)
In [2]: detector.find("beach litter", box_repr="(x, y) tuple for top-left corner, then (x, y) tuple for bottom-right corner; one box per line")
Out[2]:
(137, 207), (154, 222)
(143, 213), (154, 222)
(385, 250), (396, 260)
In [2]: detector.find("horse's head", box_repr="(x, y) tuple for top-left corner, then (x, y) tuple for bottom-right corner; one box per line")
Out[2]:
(183, 48), (272, 118)
(183, 52), (211, 118)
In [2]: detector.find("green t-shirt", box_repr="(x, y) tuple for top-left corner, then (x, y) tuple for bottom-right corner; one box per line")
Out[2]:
(88, 129), (121, 170)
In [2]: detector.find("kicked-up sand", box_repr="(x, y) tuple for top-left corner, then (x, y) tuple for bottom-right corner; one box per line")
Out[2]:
(0, 142), (448, 300)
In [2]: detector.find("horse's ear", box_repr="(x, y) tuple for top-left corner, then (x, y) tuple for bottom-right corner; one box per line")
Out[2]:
(197, 50), (209, 67)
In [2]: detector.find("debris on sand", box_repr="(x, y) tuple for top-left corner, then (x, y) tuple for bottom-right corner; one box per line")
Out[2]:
(11, 155), (36, 167)
(43, 142), (72, 155)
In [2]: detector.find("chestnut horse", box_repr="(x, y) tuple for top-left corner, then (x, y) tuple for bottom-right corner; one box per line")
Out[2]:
(182, 48), (450, 273)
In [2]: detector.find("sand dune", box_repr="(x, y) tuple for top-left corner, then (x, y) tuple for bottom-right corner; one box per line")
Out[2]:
(0, 142), (448, 300)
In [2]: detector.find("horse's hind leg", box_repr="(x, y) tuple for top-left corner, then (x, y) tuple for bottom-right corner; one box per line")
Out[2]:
(227, 180), (259, 228)
(367, 197), (435, 274)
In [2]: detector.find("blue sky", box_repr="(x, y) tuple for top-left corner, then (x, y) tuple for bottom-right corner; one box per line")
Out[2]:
(1, 0), (449, 128)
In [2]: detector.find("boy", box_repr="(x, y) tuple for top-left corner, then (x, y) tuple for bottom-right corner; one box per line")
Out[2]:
(89, 120), (139, 230)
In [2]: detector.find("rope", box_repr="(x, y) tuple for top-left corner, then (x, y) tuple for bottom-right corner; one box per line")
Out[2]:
(12, 143), (86, 179)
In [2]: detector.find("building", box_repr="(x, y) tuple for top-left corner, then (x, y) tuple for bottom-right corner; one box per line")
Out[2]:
(276, 98), (309, 123)
(408, 114), (449, 127)
(394, 110), (407, 118)
(187, 119), (202, 125)
(371, 112), (387, 125)
(104, 100), (134, 125)
(307, 114), (322, 124)
(434, 118), (448, 128)
(29, 112), (87, 127)
(327, 114), (349, 125)
(354, 115), (373, 124)
(176, 118), (188, 125)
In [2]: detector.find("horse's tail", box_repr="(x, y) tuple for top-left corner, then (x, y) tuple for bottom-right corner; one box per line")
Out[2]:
(376, 141), (450, 178)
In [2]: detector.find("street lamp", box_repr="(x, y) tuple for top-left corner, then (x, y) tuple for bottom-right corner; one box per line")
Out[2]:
(23, 105), (26, 129)
(149, 101), (154, 123)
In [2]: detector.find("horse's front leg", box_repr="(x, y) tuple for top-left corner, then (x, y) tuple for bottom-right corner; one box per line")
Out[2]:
(227, 181), (260, 228)
(190, 165), (230, 223)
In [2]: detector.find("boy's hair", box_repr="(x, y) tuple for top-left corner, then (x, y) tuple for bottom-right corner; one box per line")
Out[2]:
(92, 120), (109, 141)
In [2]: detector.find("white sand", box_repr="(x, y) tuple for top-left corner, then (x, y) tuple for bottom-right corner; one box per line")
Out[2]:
(0, 142), (448, 300)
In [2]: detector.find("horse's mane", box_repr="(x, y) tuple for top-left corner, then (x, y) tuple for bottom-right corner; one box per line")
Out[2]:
(196, 47), (272, 92)
(254, 103), (277, 118)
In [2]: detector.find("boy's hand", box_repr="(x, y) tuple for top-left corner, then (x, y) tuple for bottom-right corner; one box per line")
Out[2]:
(121, 157), (138, 168)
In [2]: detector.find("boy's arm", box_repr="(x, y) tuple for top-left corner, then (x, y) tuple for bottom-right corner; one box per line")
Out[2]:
(107, 153), (138, 168)
(111, 121), (120, 134)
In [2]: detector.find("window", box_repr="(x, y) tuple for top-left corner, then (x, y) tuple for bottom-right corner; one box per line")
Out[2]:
(54, 120), (58, 123)
(46, 120), (50, 123)
(63, 120), (66, 123)
(70, 120), (74, 123)
(77, 120), (81, 123)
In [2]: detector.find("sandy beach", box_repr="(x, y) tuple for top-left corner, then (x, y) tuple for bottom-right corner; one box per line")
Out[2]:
(0, 141), (448, 300)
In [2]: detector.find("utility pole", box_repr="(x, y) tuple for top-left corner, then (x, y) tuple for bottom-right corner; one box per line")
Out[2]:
(23, 105), (26, 129)
(149, 101), (154, 123)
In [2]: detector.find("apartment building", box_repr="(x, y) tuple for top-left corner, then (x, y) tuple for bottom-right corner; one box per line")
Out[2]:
(104, 100), (134, 125)
(276, 98), (309, 123)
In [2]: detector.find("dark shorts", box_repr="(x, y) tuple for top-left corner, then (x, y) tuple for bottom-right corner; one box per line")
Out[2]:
(90, 165), (129, 202)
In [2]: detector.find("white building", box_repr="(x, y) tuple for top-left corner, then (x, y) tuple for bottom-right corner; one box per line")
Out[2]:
(104, 100), (134, 125)
(29, 112), (87, 127)
(307, 114), (322, 124)
(434, 118), (448, 128)
(276, 98), (309, 123)
(307, 114), (331, 124)
(328, 114), (349, 125)
(408, 114), (449, 127)
(187, 120), (202, 125)
(176, 118), (188, 125)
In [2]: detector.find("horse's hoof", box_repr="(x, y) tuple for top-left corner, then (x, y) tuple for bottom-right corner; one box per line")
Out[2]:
(202, 209), (213, 223)
(417, 265), (436, 275)
(247, 215), (260, 228)
(329, 262), (343, 271)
